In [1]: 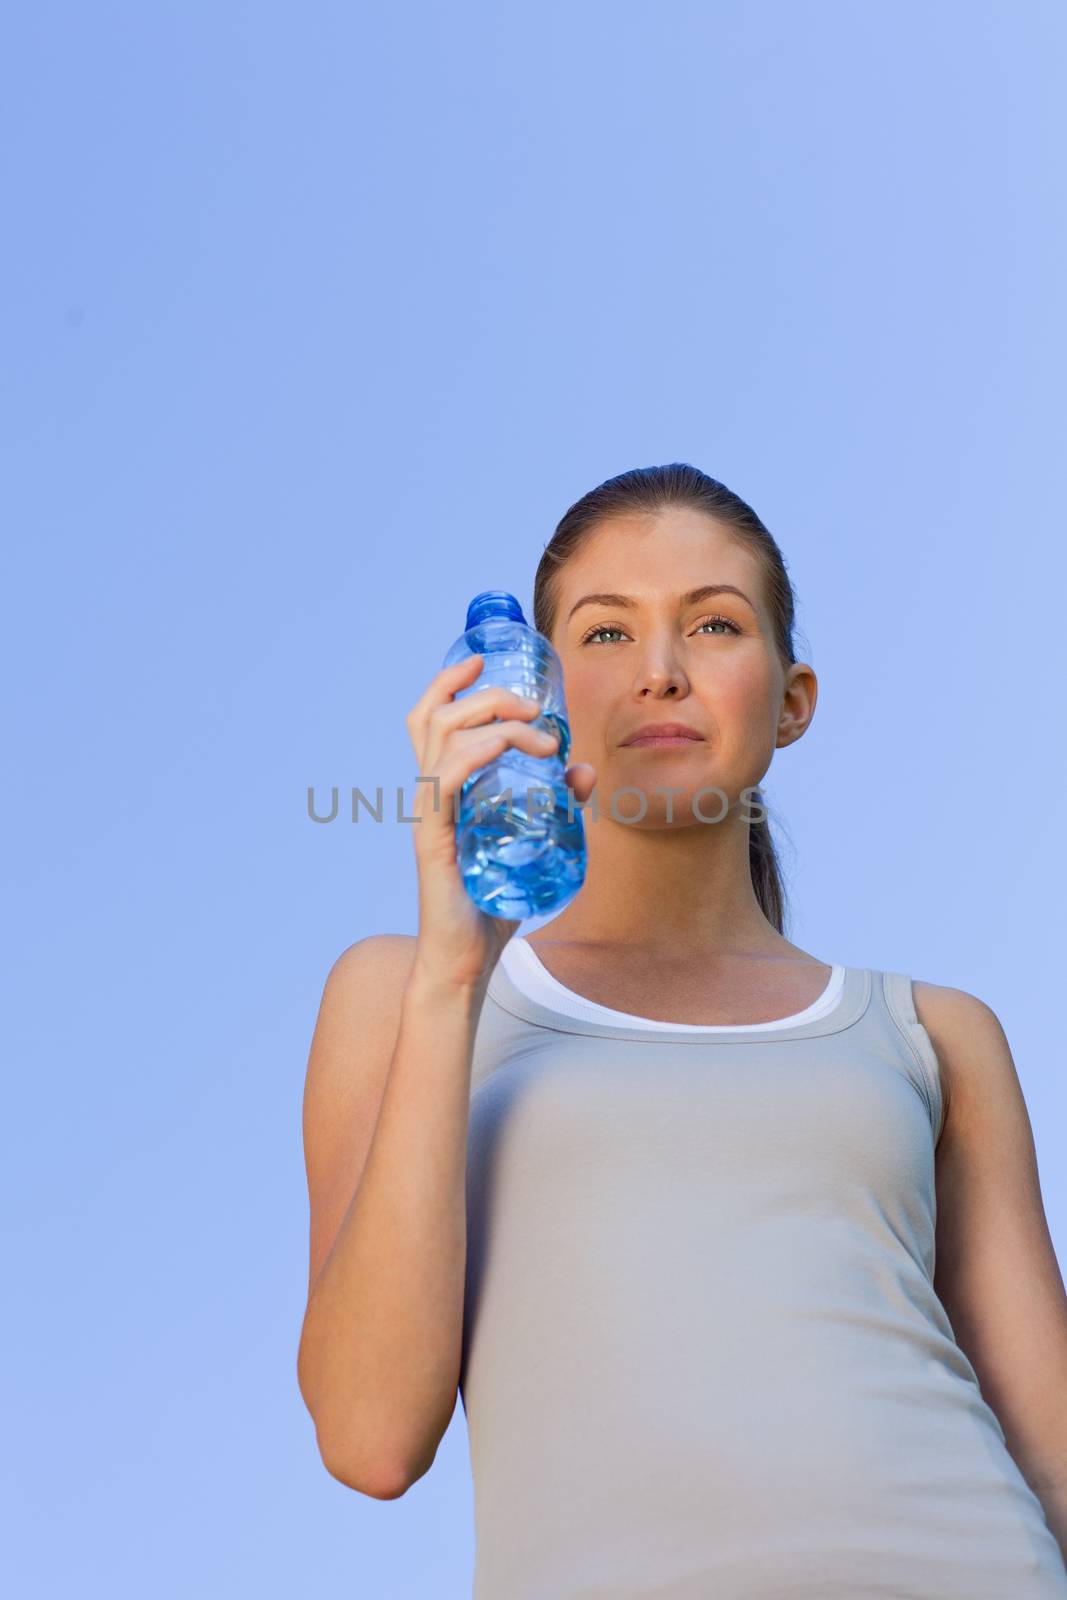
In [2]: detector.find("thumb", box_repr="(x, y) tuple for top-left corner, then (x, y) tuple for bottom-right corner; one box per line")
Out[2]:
(564, 762), (597, 804)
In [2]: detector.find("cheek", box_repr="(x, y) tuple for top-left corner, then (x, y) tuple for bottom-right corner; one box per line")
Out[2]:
(708, 655), (777, 713)
(704, 661), (781, 753)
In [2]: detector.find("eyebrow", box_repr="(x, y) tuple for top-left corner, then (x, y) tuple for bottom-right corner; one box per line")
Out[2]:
(565, 584), (757, 623)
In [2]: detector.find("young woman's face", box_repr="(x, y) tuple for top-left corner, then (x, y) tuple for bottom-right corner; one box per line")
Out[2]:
(549, 509), (802, 825)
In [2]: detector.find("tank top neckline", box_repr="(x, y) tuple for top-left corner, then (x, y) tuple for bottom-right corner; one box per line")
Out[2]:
(488, 939), (872, 1045)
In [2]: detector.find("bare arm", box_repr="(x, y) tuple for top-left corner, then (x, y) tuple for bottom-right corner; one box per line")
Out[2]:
(296, 934), (489, 1499)
(296, 653), (587, 1499)
(919, 980), (1067, 1548)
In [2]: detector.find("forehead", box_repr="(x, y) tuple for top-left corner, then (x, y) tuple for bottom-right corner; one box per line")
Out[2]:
(557, 509), (761, 597)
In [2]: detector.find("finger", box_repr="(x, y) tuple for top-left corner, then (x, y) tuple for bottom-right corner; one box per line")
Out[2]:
(430, 718), (558, 779)
(422, 686), (544, 772)
(411, 731), (508, 838)
(406, 655), (485, 764)
(564, 762), (597, 804)
(415, 714), (554, 812)
(433, 684), (542, 733)
(415, 719), (561, 844)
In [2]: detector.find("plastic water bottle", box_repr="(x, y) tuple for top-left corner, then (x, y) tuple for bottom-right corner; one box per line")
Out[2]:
(441, 590), (586, 920)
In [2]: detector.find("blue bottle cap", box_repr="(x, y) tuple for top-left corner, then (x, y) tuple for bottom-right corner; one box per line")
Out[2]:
(465, 591), (527, 630)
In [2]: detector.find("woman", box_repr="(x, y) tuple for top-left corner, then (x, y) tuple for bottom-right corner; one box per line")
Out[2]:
(298, 464), (1067, 1597)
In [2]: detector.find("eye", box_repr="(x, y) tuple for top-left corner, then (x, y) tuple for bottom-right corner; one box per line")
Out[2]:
(695, 614), (742, 636)
(579, 623), (628, 645)
(578, 614), (742, 645)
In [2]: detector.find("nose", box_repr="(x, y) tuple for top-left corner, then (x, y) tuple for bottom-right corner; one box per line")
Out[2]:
(636, 657), (688, 699)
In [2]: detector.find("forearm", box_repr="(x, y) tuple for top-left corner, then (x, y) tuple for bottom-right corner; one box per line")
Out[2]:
(1032, 1479), (1067, 1569)
(297, 961), (486, 1492)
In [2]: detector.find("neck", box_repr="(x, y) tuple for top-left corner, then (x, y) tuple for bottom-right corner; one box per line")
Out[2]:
(529, 802), (795, 961)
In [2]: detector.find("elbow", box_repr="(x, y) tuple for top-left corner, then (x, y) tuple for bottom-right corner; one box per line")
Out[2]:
(296, 1348), (407, 1497)
(308, 1414), (415, 1497)
(296, 1348), (450, 1500)
(317, 1431), (414, 1499)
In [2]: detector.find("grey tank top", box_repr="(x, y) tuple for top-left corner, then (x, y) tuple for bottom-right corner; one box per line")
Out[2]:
(459, 959), (1067, 1599)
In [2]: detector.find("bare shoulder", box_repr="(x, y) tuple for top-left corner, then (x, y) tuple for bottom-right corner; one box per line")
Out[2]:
(306, 933), (421, 1122)
(911, 977), (1001, 1042)
(325, 932), (420, 990)
(311, 934), (421, 1061)
(911, 979), (1018, 1136)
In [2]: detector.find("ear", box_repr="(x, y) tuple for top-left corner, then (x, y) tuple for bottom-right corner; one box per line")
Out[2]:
(776, 662), (818, 748)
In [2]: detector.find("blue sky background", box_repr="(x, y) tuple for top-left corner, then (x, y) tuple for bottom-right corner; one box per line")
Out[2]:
(5, 2), (1066, 1594)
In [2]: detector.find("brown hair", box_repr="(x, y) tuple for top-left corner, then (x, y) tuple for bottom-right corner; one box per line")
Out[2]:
(532, 462), (805, 937)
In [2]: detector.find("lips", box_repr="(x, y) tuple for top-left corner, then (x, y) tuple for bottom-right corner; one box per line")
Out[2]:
(621, 724), (704, 747)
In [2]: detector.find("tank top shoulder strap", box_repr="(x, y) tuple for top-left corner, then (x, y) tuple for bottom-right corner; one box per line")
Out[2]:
(470, 975), (539, 1097)
(877, 970), (946, 1147)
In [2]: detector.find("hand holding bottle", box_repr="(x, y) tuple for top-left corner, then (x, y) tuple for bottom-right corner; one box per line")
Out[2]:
(405, 653), (594, 992)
